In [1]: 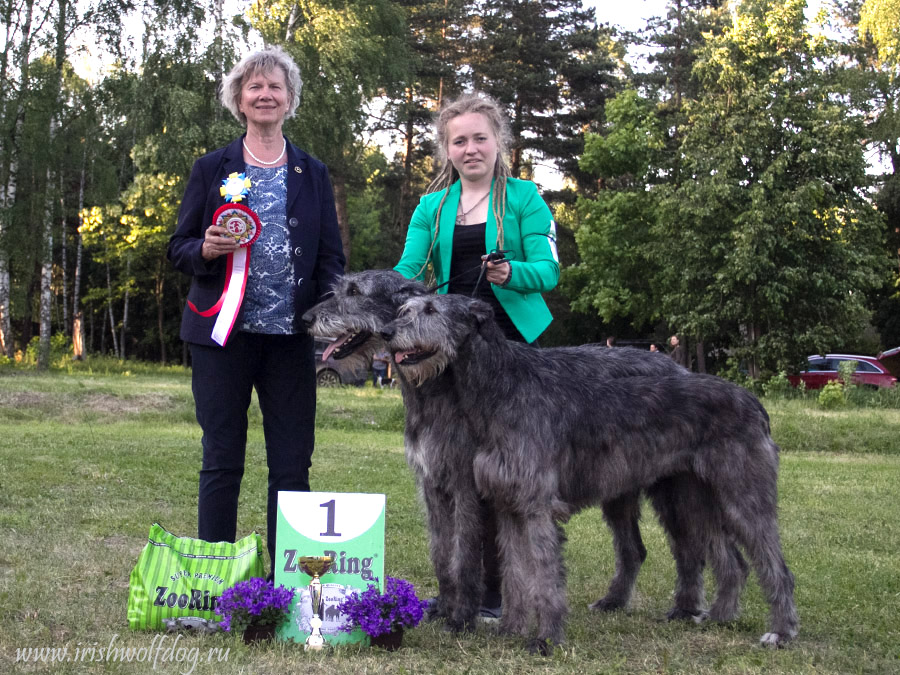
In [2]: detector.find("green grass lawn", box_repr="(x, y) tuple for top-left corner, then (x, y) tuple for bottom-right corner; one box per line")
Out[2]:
(1, 369), (898, 673)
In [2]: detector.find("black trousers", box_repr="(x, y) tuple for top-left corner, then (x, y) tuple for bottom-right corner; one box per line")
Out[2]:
(190, 331), (316, 569)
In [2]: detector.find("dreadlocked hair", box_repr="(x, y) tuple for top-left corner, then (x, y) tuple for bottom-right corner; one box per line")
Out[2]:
(414, 93), (514, 278)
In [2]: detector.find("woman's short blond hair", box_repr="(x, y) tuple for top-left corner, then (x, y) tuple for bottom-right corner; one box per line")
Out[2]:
(220, 46), (303, 126)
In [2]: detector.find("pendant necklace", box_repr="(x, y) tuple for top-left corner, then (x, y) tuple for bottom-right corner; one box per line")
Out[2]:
(243, 138), (286, 166)
(456, 190), (489, 225)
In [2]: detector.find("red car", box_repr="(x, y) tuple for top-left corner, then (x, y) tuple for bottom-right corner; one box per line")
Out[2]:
(788, 353), (898, 390)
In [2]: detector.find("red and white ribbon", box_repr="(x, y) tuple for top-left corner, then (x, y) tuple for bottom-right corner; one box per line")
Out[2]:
(188, 202), (261, 346)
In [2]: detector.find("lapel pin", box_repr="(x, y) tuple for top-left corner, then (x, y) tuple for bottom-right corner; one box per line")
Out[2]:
(294, 166), (302, 174)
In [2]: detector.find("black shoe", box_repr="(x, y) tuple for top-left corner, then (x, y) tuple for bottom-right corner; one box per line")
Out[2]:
(424, 596), (442, 622)
(426, 595), (502, 622)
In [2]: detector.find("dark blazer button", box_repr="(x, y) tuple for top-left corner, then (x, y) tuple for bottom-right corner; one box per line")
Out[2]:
(294, 246), (303, 256)
(289, 217), (299, 227)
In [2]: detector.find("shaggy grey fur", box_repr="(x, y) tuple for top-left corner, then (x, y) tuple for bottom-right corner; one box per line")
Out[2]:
(302, 271), (751, 632)
(380, 293), (798, 654)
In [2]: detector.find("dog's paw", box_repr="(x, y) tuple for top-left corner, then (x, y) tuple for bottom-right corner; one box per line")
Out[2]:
(759, 631), (792, 648)
(666, 607), (709, 623)
(708, 605), (740, 623)
(525, 637), (556, 656)
(442, 618), (476, 634)
(589, 597), (626, 612)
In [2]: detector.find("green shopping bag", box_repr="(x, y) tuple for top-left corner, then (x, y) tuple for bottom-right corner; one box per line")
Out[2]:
(127, 523), (265, 630)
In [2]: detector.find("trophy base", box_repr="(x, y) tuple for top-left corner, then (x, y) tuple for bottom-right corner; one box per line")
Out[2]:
(304, 637), (326, 651)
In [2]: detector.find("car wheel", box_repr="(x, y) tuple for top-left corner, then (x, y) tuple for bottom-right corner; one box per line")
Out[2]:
(316, 369), (341, 387)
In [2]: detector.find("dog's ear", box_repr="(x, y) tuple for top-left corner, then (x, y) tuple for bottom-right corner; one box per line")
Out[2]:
(468, 298), (494, 327)
(392, 282), (428, 306)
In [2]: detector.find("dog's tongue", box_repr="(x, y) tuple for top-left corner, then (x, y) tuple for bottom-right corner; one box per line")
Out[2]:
(393, 350), (415, 364)
(322, 333), (351, 361)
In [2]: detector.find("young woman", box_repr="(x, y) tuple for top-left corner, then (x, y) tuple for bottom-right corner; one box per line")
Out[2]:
(394, 93), (560, 617)
(394, 93), (559, 345)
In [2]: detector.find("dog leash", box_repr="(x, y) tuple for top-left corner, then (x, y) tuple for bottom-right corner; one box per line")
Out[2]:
(429, 249), (512, 296)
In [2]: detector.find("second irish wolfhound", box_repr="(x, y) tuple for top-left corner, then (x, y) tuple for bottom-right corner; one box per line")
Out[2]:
(380, 293), (798, 654)
(302, 271), (750, 631)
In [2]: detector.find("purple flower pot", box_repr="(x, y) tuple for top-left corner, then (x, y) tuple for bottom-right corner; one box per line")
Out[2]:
(370, 627), (403, 651)
(242, 623), (276, 645)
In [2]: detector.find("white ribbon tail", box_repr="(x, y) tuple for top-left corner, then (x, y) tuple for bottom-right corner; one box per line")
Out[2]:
(211, 248), (249, 346)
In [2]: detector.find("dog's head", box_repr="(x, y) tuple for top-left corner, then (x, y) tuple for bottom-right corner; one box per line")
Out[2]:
(379, 294), (496, 387)
(301, 270), (428, 371)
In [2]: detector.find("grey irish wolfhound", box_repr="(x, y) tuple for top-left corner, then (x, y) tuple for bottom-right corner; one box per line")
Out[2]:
(301, 271), (752, 634)
(379, 292), (798, 654)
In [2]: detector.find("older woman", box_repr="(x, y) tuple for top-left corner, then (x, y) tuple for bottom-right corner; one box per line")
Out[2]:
(167, 46), (345, 572)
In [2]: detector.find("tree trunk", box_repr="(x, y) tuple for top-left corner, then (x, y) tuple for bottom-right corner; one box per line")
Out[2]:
(213, 0), (224, 121)
(0, 253), (10, 356)
(695, 339), (706, 374)
(105, 257), (119, 357)
(108, 303), (118, 357)
(89, 308), (95, 354)
(510, 96), (523, 177)
(120, 256), (130, 359)
(59, 175), (67, 334)
(37, 0), (69, 369)
(746, 323), (761, 380)
(332, 172), (351, 270)
(398, 88), (415, 235)
(38, 199), (53, 370)
(0, 0), (36, 358)
(156, 258), (166, 364)
(73, 148), (86, 357)
(72, 311), (83, 359)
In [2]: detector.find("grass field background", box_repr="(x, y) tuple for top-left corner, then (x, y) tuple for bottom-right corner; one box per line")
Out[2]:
(1, 365), (898, 674)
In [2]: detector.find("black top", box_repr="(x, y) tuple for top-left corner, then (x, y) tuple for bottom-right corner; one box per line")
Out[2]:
(448, 222), (522, 341)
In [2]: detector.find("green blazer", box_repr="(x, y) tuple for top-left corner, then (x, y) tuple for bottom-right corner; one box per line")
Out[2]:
(395, 178), (559, 343)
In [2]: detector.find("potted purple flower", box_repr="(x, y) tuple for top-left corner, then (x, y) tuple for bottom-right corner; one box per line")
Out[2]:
(216, 577), (295, 644)
(337, 576), (428, 650)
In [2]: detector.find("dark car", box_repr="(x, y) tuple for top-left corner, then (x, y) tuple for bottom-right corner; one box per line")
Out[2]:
(314, 338), (367, 387)
(787, 354), (897, 390)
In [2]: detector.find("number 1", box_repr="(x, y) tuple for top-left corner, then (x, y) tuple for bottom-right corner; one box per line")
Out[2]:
(319, 499), (341, 537)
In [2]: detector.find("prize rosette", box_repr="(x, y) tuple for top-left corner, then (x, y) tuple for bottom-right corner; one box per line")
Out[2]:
(188, 173), (261, 347)
(213, 202), (261, 248)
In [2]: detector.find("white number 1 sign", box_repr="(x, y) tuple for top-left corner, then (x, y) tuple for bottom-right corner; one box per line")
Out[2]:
(275, 491), (386, 645)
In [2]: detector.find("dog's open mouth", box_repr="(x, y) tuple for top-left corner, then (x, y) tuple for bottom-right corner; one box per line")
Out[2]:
(393, 347), (436, 365)
(321, 331), (371, 360)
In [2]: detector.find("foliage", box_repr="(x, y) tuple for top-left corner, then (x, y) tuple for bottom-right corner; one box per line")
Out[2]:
(469, 0), (620, 185)
(841, 1), (900, 349)
(654, 0), (889, 374)
(564, 89), (665, 330)
(216, 577), (295, 633)
(23, 333), (71, 366)
(337, 576), (428, 637)
(6, 0), (900, 371)
(762, 371), (794, 399)
(838, 359), (859, 388)
(859, 0), (900, 67)
(818, 380), (847, 408)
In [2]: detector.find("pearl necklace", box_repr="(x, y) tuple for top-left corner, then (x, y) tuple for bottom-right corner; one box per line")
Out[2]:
(243, 138), (286, 166)
(456, 190), (489, 225)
